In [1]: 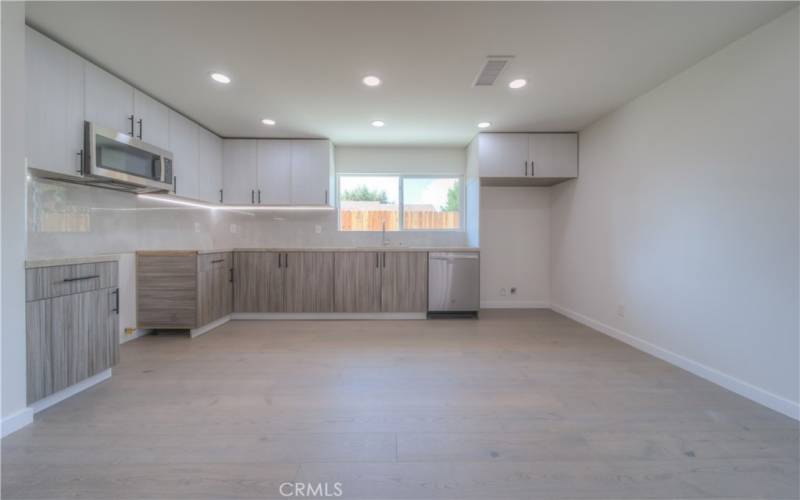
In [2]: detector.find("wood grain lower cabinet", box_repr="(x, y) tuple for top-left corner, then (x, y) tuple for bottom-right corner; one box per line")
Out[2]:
(381, 252), (428, 312)
(197, 253), (234, 325)
(285, 252), (334, 312)
(26, 263), (119, 404)
(136, 251), (233, 329)
(136, 253), (198, 328)
(333, 252), (382, 313)
(233, 252), (284, 312)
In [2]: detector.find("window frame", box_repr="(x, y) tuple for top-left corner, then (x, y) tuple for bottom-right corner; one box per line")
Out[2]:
(336, 173), (465, 232)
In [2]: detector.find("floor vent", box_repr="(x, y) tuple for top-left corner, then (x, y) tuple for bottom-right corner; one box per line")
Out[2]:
(473, 56), (514, 87)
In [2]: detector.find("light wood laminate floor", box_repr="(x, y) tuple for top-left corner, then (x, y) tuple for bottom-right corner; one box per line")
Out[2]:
(3, 310), (798, 499)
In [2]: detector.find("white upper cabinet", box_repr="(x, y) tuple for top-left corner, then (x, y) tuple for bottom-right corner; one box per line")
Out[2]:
(529, 133), (578, 178)
(290, 140), (333, 206)
(84, 62), (135, 135)
(168, 111), (199, 199)
(223, 140), (258, 205)
(25, 28), (85, 177)
(197, 127), (223, 204)
(133, 90), (170, 150)
(477, 134), (530, 178)
(223, 139), (332, 206)
(257, 140), (292, 205)
(476, 132), (577, 186)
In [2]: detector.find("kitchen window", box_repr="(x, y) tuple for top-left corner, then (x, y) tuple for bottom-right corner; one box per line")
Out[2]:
(338, 174), (463, 231)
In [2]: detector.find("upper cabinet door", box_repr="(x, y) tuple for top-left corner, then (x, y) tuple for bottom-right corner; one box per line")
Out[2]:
(478, 133), (530, 177)
(168, 111), (199, 199)
(25, 28), (84, 177)
(529, 133), (578, 178)
(291, 140), (332, 206)
(257, 140), (292, 205)
(222, 140), (258, 205)
(133, 90), (170, 150)
(84, 62), (134, 135)
(197, 127), (223, 204)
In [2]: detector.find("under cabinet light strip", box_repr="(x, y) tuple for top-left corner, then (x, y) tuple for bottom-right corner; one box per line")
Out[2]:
(138, 194), (334, 211)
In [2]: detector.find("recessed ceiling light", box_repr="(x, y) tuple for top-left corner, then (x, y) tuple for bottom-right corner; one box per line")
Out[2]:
(261, 118), (276, 126)
(210, 72), (231, 84)
(362, 75), (381, 87)
(509, 78), (527, 89)
(478, 122), (491, 129)
(371, 120), (385, 128)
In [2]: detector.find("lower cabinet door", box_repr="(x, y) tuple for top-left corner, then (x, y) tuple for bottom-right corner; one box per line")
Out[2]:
(285, 252), (334, 312)
(27, 288), (118, 404)
(197, 253), (232, 325)
(381, 252), (428, 312)
(233, 252), (284, 312)
(89, 288), (119, 376)
(333, 252), (381, 313)
(26, 300), (53, 404)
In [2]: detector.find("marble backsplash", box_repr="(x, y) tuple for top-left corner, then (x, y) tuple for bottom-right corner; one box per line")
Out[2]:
(27, 178), (469, 259)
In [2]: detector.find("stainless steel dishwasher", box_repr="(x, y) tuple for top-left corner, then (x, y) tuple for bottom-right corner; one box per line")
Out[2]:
(427, 252), (480, 318)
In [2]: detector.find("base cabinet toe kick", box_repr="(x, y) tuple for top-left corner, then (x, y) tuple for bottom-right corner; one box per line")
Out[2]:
(26, 260), (120, 405)
(135, 249), (479, 334)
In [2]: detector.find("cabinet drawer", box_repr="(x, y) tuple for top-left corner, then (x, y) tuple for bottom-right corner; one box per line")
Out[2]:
(198, 252), (232, 272)
(26, 261), (118, 302)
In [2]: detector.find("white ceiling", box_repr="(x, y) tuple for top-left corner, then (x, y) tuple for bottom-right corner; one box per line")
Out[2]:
(26, 2), (794, 146)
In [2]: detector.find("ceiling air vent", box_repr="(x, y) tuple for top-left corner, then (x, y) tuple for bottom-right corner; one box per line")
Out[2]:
(473, 55), (514, 87)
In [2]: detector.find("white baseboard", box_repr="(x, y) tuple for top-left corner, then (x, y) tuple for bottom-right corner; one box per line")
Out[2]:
(481, 300), (551, 309)
(232, 312), (427, 321)
(551, 303), (800, 421)
(190, 315), (232, 338)
(1, 407), (33, 438)
(30, 369), (112, 415)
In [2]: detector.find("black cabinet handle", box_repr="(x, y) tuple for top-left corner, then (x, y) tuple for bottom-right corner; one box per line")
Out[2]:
(173, 176), (177, 194)
(219, 189), (223, 203)
(229, 268), (233, 283)
(128, 114), (135, 136)
(531, 160), (534, 176)
(258, 189), (261, 204)
(325, 189), (328, 205)
(525, 160), (528, 176)
(137, 118), (143, 140)
(375, 253), (379, 268)
(251, 189), (255, 204)
(382, 252), (386, 268)
(112, 288), (119, 313)
(284, 252), (289, 268)
(62, 275), (99, 282)
(76, 150), (84, 175)
(211, 259), (224, 264)
(278, 253), (282, 268)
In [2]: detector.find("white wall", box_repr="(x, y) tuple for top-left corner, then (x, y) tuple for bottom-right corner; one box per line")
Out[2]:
(551, 9), (799, 418)
(1, 1), (32, 435)
(335, 146), (465, 175)
(480, 187), (550, 308)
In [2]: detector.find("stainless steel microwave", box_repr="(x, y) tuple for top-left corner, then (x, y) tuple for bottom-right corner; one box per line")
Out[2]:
(81, 121), (173, 193)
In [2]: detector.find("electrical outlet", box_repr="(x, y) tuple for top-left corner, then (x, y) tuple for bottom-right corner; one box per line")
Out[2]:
(194, 222), (201, 233)
(617, 304), (625, 317)
(500, 288), (507, 296)
(510, 287), (517, 295)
